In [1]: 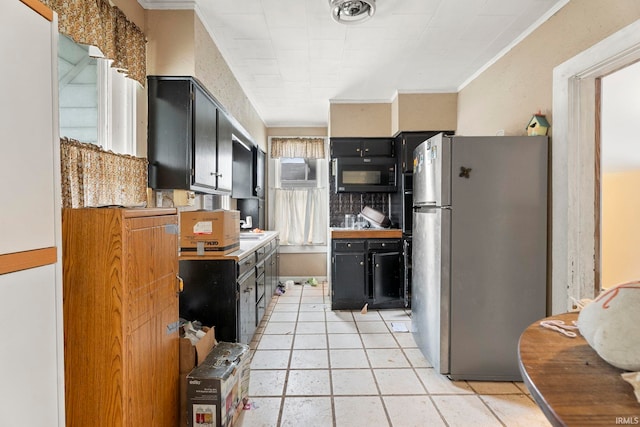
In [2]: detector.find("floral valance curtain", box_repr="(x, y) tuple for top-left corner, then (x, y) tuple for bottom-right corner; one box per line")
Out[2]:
(60, 138), (148, 208)
(271, 137), (325, 159)
(42, 0), (146, 86)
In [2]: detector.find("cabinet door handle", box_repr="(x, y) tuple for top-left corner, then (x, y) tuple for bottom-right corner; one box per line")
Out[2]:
(360, 261), (364, 266)
(347, 243), (351, 247)
(176, 275), (184, 295)
(375, 263), (380, 268)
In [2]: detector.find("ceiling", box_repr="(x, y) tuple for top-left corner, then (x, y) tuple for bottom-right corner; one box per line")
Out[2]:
(140, 0), (567, 127)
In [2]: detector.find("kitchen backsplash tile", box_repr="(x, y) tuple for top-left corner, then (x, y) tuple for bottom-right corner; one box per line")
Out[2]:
(329, 176), (393, 228)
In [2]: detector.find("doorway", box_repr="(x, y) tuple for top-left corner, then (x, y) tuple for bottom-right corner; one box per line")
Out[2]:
(552, 19), (640, 314)
(599, 61), (640, 290)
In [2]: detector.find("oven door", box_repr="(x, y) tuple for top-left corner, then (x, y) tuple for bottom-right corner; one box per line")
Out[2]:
(334, 157), (397, 193)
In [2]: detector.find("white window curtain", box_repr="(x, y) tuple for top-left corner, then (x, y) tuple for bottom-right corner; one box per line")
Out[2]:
(274, 188), (326, 245)
(270, 137), (327, 246)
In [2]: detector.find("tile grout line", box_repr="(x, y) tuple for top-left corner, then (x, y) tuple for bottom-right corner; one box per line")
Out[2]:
(276, 284), (304, 427)
(248, 287), (543, 427)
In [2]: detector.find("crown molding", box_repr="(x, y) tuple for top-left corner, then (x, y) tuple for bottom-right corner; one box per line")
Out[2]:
(137, 0), (196, 10)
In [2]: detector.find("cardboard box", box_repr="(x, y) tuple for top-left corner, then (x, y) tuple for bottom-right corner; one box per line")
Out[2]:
(186, 342), (250, 427)
(180, 210), (240, 255)
(180, 327), (217, 427)
(180, 326), (218, 374)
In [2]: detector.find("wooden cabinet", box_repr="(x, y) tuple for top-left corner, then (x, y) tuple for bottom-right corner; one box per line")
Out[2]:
(331, 238), (403, 310)
(147, 76), (231, 194)
(330, 137), (395, 158)
(62, 208), (180, 427)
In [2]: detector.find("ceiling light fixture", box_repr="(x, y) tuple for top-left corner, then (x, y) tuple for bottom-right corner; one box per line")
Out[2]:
(329, 0), (376, 25)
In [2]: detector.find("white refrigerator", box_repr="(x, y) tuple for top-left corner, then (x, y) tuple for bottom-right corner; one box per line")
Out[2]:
(411, 133), (548, 380)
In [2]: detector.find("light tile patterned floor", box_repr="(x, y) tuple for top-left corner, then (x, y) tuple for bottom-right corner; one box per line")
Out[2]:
(237, 283), (551, 427)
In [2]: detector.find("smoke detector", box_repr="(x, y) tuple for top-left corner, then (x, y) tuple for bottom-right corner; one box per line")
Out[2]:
(329, 0), (376, 25)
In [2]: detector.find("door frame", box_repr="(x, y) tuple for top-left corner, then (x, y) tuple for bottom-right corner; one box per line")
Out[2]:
(551, 19), (640, 313)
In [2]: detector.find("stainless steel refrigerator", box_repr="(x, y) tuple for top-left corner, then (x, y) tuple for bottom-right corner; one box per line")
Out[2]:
(411, 133), (548, 381)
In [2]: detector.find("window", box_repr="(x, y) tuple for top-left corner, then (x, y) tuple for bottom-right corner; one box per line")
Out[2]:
(58, 35), (136, 155)
(268, 138), (328, 247)
(279, 157), (318, 188)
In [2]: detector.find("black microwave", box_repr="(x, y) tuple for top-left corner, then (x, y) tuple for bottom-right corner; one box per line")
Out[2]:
(333, 157), (397, 193)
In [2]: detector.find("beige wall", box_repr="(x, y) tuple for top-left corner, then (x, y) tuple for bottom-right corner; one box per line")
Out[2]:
(457, 0), (640, 136)
(112, 0), (145, 29)
(395, 93), (457, 134)
(329, 103), (392, 137)
(330, 93), (457, 138)
(193, 17), (267, 150)
(146, 10), (196, 77)
(145, 10), (267, 150)
(279, 253), (327, 278)
(601, 170), (640, 289)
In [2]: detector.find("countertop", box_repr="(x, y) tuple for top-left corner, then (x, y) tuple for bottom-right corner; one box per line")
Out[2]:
(179, 230), (279, 261)
(331, 228), (402, 239)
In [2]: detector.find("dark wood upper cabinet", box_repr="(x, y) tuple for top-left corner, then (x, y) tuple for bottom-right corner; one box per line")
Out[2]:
(232, 138), (253, 199)
(216, 109), (233, 193)
(193, 83), (217, 189)
(253, 146), (265, 198)
(330, 137), (394, 158)
(396, 131), (454, 173)
(147, 76), (231, 194)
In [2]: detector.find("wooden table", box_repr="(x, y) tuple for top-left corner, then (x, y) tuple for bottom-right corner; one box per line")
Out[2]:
(518, 312), (640, 426)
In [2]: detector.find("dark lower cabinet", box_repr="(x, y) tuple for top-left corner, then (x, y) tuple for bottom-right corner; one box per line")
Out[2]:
(179, 236), (279, 344)
(179, 259), (239, 342)
(238, 266), (256, 344)
(331, 238), (404, 310)
(332, 251), (366, 310)
(372, 251), (402, 304)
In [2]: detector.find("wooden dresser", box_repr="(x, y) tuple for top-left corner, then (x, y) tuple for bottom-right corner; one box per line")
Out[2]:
(62, 208), (180, 427)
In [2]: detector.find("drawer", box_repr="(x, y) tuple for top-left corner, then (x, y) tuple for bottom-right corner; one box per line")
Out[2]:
(269, 239), (278, 253)
(368, 240), (401, 251)
(256, 245), (267, 262)
(333, 240), (365, 252)
(238, 254), (256, 278)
